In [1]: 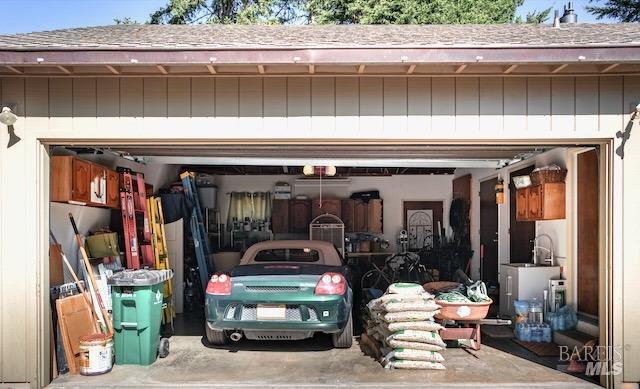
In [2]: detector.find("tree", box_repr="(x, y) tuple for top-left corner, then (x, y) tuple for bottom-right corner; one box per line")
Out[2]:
(307, 0), (525, 24)
(513, 6), (552, 23)
(149, 0), (305, 24)
(114, 17), (139, 25)
(148, 0), (552, 25)
(587, 0), (640, 22)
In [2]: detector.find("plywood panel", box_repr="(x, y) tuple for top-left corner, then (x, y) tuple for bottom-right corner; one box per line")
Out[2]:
(383, 77), (407, 134)
(191, 78), (215, 117)
(551, 77), (575, 133)
(49, 78), (73, 131)
(215, 77), (238, 130)
(575, 77), (599, 133)
(0, 77), (27, 382)
(503, 77), (527, 133)
(360, 77), (383, 135)
(479, 77), (503, 133)
(239, 77), (263, 132)
(167, 78), (190, 117)
(263, 77), (286, 133)
(287, 77), (311, 133)
(72, 78), (97, 132)
(119, 78), (143, 117)
(407, 77), (431, 135)
(25, 78), (49, 130)
(335, 77), (359, 136)
(455, 77), (479, 133)
(96, 78), (119, 132)
(431, 77), (455, 133)
(599, 76), (623, 133)
(143, 78), (167, 117)
(311, 77), (335, 133)
(527, 77), (551, 132)
(623, 75), (640, 381)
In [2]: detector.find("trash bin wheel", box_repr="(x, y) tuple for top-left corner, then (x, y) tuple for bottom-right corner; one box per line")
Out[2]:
(158, 337), (170, 358)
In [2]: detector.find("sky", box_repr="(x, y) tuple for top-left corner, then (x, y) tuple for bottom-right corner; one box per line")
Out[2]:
(0, 0), (612, 35)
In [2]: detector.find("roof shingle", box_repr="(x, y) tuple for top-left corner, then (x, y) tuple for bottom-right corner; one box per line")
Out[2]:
(0, 23), (638, 51)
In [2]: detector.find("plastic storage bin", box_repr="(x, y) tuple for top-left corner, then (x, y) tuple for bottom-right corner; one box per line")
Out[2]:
(109, 269), (173, 365)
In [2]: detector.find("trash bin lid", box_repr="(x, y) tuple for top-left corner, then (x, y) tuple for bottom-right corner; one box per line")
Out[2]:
(108, 269), (173, 286)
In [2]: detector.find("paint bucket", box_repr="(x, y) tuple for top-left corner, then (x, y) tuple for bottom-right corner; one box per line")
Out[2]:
(79, 333), (114, 376)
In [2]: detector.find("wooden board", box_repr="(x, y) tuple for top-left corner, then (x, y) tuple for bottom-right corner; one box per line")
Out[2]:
(577, 149), (599, 316)
(56, 292), (99, 374)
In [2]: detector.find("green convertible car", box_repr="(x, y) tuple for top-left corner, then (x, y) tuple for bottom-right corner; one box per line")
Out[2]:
(205, 240), (354, 348)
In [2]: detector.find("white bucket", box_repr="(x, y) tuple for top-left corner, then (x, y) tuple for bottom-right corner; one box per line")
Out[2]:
(79, 333), (114, 376)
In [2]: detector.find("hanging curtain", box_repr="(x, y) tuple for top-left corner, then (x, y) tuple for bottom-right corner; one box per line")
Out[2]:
(227, 191), (272, 228)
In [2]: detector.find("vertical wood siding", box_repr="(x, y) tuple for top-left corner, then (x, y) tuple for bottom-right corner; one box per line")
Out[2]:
(0, 75), (638, 386)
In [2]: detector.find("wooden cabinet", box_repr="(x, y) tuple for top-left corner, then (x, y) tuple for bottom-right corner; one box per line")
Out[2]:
(341, 199), (355, 232)
(51, 156), (120, 209)
(72, 158), (91, 203)
(289, 199), (312, 233)
(368, 199), (383, 233)
(341, 198), (383, 233)
(516, 187), (529, 221)
(271, 199), (290, 233)
(353, 200), (369, 232)
(515, 183), (565, 221)
(312, 199), (342, 219)
(106, 170), (120, 208)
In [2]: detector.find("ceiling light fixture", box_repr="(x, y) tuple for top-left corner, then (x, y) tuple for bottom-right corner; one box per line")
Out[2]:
(0, 106), (20, 148)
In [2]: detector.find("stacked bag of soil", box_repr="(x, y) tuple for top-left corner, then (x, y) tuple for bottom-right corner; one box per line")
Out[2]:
(362, 282), (447, 370)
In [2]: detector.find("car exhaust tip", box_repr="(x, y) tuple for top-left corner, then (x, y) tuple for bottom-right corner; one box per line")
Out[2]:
(229, 332), (243, 342)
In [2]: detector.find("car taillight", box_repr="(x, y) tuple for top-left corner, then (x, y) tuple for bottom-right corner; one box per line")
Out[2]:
(314, 272), (346, 295)
(206, 273), (231, 295)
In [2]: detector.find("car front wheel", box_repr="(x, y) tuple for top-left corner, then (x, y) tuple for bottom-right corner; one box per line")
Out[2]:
(332, 312), (353, 348)
(205, 324), (228, 345)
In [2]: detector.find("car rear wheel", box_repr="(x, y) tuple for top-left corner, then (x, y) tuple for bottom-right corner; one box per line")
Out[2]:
(205, 324), (228, 345)
(332, 312), (353, 348)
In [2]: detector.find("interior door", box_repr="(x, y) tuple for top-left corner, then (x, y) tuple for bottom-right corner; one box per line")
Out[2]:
(509, 165), (536, 263)
(577, 149), (599, 317)
(480, 178), (499, 287)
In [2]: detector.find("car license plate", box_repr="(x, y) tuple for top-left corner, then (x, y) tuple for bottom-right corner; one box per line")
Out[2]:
(256, 304), (286, 320)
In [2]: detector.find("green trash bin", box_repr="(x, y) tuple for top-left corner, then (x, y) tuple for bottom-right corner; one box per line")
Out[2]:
(108, 269), (173, 365)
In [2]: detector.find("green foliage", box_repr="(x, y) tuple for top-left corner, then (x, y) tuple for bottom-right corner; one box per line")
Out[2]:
(307, 0), (525, 24)
(513, 6), (552, 23)
(114, 17), (139, 25)
(587, 0), (640, 22)
(147, 0), (554, 25)
(149, 0), (305, 24)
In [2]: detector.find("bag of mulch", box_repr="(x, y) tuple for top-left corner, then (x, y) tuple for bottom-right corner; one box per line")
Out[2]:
(388, 282), (425, 295)
(384, 310), (439, 323)
(385, 349), (445, 363)
(387, 330), (447, 347)
(384, 359), (446, 370)
(368, 292), (435, 311)
(382, 300), (441, 313)
(386, 339), (444, 352)
(384, 321), (444, 332)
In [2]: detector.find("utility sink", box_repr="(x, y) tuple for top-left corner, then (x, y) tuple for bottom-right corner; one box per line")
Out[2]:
(504, 263), (549, 268)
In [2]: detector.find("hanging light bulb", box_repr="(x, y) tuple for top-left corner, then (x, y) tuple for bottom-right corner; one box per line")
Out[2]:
(303, 165), (314, 176)
(325, 165), (336, 176)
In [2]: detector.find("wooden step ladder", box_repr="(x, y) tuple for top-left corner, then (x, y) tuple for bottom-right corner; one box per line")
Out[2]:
(148, 196), (175, 331)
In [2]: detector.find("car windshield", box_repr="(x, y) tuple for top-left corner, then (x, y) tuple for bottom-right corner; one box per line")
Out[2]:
(254, 248), (320, 262)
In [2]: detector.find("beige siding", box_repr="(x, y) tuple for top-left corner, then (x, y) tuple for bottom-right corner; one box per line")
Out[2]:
(0, 75), (637, 387)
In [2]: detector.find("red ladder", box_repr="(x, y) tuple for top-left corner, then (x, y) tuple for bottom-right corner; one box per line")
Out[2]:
(120, 170), (139, 269)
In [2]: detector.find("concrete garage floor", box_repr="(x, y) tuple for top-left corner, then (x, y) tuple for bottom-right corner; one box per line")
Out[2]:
(50, 335), (598, 388)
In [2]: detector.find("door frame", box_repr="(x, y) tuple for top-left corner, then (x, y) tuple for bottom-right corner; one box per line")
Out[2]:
(479, 176), (499, 287)
(31, 139), (616, 387)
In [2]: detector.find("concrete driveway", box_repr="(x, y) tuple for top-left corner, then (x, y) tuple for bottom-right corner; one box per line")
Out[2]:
(50, 335), (598, 388)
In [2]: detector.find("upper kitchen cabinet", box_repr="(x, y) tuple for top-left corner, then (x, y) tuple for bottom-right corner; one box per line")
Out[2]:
(51, 156), (120, 209)
(312, 199), (342, 220)
(341, 198), (383, 233)
(271, 199), (290, 234)
(289, 199), (312, 233)
(515, 183), (565, 221)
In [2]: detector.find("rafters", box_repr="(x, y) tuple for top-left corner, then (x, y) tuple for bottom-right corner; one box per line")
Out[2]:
(600, 63), (620, 73)
(206, 64), (217, 74)
(105, 64), (120, 75)
(156, 65), (168, 74)
(406, 64), (416, 74)
(550, 64), (569, 74)
(503, 64), (518, 74)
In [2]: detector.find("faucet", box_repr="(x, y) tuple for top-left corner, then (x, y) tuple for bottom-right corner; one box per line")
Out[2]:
(532, 234), (555, 266)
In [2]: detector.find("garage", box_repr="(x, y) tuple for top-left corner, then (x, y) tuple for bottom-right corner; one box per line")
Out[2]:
(0, 23), (639, 388)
